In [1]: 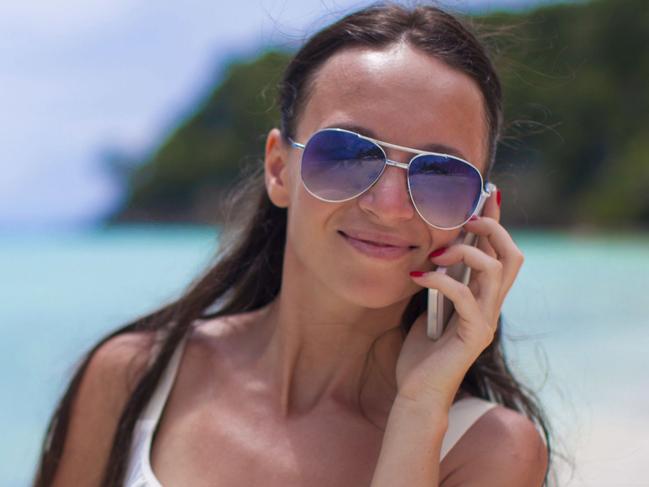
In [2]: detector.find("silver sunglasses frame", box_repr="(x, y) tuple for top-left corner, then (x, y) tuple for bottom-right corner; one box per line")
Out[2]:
(288, 127), (496, 230)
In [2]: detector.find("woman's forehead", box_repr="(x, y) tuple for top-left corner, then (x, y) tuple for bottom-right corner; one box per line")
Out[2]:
(298, 44), (489, 171)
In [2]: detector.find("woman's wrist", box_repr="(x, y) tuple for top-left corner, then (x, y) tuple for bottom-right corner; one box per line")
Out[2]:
(391, 393), (450, 430)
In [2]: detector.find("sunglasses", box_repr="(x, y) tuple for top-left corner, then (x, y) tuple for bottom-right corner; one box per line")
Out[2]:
(288, 128), (496, 230)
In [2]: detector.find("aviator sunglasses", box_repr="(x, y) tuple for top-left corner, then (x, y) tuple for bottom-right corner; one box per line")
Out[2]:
(288, 128), (496, 230)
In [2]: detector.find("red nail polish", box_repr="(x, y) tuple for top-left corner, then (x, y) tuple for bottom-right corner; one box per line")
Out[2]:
(497, 189), (502, 208)
(469, 215), (479, 221)
(428, 247), (447, 258)
(409, 271), (426, 277)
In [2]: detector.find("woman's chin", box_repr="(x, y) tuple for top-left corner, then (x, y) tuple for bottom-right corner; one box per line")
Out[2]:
(341, 284), (420, 310)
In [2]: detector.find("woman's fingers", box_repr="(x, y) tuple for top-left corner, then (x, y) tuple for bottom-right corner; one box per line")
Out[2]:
(425, 244), (502, 317)
(459, 216), (525, 301)
(410, 267), (485, 326)
(409, 267), (497, 350)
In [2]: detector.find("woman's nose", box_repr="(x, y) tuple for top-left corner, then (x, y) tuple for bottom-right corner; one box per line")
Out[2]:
(357, 162), (415, 224)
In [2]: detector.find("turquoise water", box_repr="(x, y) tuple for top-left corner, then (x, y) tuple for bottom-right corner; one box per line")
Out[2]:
(2, 225), (648, 485)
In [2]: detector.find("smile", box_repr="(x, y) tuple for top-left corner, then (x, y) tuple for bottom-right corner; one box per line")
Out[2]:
(338, 230), (416, 260)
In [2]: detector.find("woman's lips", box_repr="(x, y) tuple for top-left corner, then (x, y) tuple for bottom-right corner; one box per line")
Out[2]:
(338, 231), (415, 260)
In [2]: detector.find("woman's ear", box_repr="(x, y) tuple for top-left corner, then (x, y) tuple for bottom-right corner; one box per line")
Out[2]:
(264, 128), (290, 208)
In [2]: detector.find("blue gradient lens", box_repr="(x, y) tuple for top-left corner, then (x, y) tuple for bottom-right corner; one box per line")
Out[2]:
(408, 154), (482, 229)
(300, 130), (385, 201)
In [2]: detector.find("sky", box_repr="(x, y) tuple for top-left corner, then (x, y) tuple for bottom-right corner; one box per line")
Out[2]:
(0, 0), (569, 230)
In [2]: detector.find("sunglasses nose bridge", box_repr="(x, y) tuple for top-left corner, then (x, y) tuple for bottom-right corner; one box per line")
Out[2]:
(384, 158), (409, 171)
(358, 156), (416, 223)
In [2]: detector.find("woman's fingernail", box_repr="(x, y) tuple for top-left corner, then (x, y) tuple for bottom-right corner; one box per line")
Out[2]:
(469, 215), (479, 221)
(428, 247), (447, 259)
(409, 270), (426, 277)
(497, 189), (502, 208)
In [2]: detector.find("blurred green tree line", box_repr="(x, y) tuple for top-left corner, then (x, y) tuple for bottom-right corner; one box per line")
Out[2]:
(110, 0), (649, 230)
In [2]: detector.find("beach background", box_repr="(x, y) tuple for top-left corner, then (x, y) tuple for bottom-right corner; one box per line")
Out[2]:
(2, 0), (648, 486)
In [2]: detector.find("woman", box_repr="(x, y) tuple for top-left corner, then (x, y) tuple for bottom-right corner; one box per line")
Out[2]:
(34, 4), (554, 487)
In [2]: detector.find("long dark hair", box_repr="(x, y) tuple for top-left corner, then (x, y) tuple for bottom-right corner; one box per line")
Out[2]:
(33, 3), (562, 486)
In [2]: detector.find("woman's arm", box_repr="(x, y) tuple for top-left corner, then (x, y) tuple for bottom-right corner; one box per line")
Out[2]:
(370, 395), (448, 487)
(50, 331), (154, 487)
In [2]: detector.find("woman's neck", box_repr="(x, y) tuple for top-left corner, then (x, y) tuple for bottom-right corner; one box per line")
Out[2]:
(233, 243), (466, 422)
(253, 294), (405, 420)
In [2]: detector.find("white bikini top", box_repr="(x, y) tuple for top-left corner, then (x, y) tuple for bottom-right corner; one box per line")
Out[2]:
(123, 331), (498, 487)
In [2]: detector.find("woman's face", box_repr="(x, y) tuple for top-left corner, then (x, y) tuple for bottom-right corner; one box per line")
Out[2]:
(266, 42), (489, 309)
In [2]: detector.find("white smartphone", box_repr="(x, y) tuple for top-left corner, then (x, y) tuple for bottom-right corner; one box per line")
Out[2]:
(426, 184), (495, 340)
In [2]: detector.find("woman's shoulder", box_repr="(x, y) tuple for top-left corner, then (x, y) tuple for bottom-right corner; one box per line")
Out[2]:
(442, 400), (548, 486)
(50, 330), (157, 486)
(90, 310), (264, 388)
(69, 329), (160, 428)
(90, 330), (159, 389)
(187, 308), (271, 358)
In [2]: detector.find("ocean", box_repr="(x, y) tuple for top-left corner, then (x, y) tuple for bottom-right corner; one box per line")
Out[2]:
(2, 225), (648, 486)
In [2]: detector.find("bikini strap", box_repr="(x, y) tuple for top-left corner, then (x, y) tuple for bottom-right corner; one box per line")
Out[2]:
(140, 330), (190, 423)
(441, 397), (498, 460)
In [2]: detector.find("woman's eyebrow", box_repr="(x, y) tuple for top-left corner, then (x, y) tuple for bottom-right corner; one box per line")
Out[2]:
(323, 122), (469, 160)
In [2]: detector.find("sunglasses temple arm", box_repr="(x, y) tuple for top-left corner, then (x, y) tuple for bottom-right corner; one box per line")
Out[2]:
(484, 181), (497, 196)
(473, 182), (496, 220)
(287, 138), (305, 150)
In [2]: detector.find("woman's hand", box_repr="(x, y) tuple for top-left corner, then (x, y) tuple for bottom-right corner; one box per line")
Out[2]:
(395, 188), (525, 412)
